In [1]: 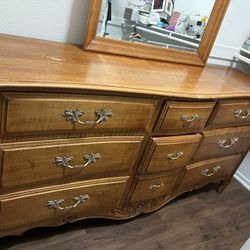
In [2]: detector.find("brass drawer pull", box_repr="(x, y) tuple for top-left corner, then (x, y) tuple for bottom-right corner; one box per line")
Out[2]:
(234, 109), (250, 119)
(201, 166), (221, 177)
(180, 114), (199, 122)
(47, 194), (90, 210)
(167, 152), (184, 160)
(148, 183), (164, 190)
(54, 153), (101, 169)
(217, 137), (239, 149)
(63, 108), (113, 125)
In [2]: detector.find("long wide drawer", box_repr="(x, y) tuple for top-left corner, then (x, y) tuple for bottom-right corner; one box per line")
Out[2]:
(193, 126), (250, 162)
(142, 134), (201, 174)
(0, 136), (143, 189)
(178, 155), (242, 193)
(3, 93), (157, 134)
(0, 178), (127, 234)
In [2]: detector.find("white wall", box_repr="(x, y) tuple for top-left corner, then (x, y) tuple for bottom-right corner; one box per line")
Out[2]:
(235, 152), (250, 191)
(208, 0), (250, 66)
(0, 0), (249, 189)
(0, 0), (89, 44)
(174, 0), (215, 16)
(103, 0), (216, 19)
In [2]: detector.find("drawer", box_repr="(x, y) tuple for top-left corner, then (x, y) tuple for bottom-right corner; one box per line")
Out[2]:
(156, 101), (215, 134)
(208, 100), (250, 128)
(0, 178), (127, 233)
(131, 173), (181, 203)
(3, 93), (157, 134)
(142, 134), (201, 174)
(0, 136), (143, 189)
(193, 126), (250, 162)
(178, 155), (242, 193)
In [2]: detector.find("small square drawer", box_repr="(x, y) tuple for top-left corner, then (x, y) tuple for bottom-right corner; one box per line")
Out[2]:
(208, 100), (250, 128)
(141, 134), (201, 174)
(193, 126), (250, 162)
(3, 93), (157, 134)
(0, 136), (143, 189)
(131, 172), (181, 203)
(155, 101), (215, 134)
(178, 155), (242, 193)
(0, 178), (127, 234)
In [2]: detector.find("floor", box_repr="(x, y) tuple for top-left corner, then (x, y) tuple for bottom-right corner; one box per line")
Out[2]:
(0, 179), (249, 250)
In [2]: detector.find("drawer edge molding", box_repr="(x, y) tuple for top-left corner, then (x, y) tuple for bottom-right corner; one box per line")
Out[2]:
(0, 176), (129, 200)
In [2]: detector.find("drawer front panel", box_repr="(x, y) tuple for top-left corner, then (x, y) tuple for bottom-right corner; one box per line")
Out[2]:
(0, 178), (127, 232)
(143, 135), (201, 174)
(131, 173), (180, 203)
(4, 93), (157, 133)
(194, 127), (250, 162)
(208, 100), (250, 128)
(156, 101), (215, 134)
(178, 155), (242, 193)
(1, 136), (143, 189)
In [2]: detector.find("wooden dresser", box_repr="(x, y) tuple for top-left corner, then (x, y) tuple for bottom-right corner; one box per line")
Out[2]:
(0, 35), (249, 237)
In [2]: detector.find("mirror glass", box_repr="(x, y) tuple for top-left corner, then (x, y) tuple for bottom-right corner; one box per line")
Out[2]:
(97, 0), (216, 52)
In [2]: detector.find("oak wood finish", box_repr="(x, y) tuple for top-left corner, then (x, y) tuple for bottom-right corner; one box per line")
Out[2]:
(177, 155), (243, 194)
(3, 93), (157, 134)
(0, 136), (143, 190)
(131, 173), (181, 203)
(193, 126), (250, 162)
(0, 35), (249, 238)
(141, 134), (201, 174)
(156, 101), (215, 134)
(0, 35), (250, 99)
(207, 100), (250, 128)
(0, 180), (249, 250)
(0, 177), (128, 237)
(83, 0), (230, 66)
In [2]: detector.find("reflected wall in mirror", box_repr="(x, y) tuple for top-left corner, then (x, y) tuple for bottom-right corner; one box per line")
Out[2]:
(97, 0), (215, 52)
(84, 0), (230, 66)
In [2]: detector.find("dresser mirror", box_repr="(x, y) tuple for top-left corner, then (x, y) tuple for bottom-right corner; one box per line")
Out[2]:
(83, 0), (230, 66)
(98, 0), (215, 52)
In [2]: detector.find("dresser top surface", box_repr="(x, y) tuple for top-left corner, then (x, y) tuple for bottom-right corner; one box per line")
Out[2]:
(0, 34), (249, 99)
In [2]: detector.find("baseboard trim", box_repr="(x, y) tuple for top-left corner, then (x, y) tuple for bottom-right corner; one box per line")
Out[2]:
(210, 44), (238, 60)
(234, 171), (250, 191)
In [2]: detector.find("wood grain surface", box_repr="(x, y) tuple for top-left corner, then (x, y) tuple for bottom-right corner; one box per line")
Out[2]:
(156, 101), (215, 133)
(0, 136), (143, 190)
(177, 155), (242, 194)
(0, 179), (249, 250)
(3, 93), (157, 134)
(0, 34), (249, 240)
(0, 35), (249, 99)
(141, 135), (201, 174)
(194, 126), (250, 161)
(0, 177), (128, 237)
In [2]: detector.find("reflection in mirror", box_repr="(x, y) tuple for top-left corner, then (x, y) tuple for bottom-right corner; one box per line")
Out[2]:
(97, 0), (216, 52)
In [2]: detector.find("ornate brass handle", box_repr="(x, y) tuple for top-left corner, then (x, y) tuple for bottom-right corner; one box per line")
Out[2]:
(148, 183), (164, 190)
(53, 153), (101, 169)
(234, 109), (250, 119)
(217, 137), (239, 149)
(180, 114), (199, 122)
(63, 108), (113, 125)
(47, 194), (90, 210)
(201, 166), (221, 177)
(167, 152), (184, 160)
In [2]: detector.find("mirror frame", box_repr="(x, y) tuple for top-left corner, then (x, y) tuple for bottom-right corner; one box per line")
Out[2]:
(83, 0), (230, 66)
